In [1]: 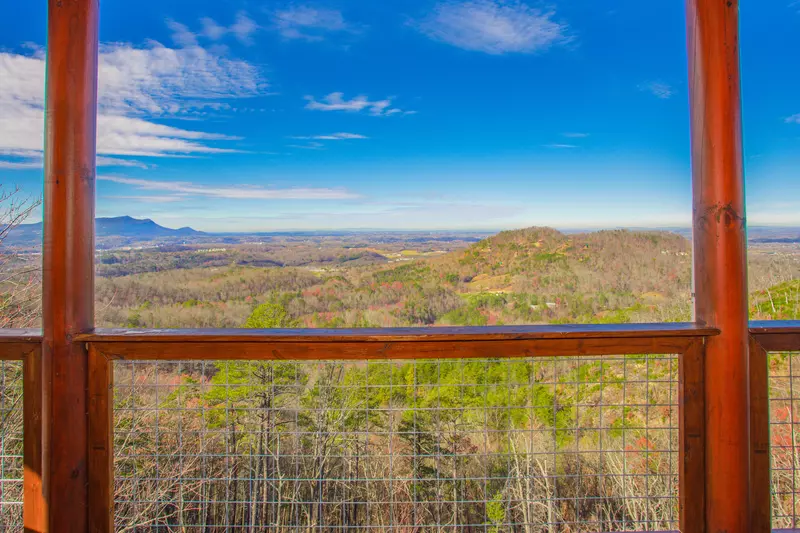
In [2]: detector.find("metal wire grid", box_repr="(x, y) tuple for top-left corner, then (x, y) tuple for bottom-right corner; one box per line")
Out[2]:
(769, 351), (800, 529)
(0, 361), (23, 532)
(113, 354), (679, 532)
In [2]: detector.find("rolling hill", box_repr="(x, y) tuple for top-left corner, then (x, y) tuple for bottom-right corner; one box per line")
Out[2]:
(360, 227), (694, 325)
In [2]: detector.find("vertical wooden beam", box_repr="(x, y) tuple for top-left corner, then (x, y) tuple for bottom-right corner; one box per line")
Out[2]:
(23, 347), (45, 533)
(686, 1), (750, 532)
(88, 346), (113, 533)
(679, 339), (706, 533)
(749, 337), (771, 533)
(42, 0), (99, 531)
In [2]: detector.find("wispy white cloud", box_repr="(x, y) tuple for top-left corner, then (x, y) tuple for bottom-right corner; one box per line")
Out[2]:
(97, 42), (264, 115)
(107, 195), (188, 204)
(0, 149), (149, 169)
(287, 132), (368, 151)
(166, 19), (199, 47)
(230, 13), (259, 44)
(0, 35), (265, 169)
(95, 115), (243, 157)
(98, 175), (360, 200)
(271, 6), (355, 41)
(287, 141), (326, 150)
(639, 81), (673, 99)
(415, 0), (570, 55)
(0, 162), (42, 169)
(200, 18), (228, 41)
(562, 132), (589, 138)
(304, 92), (411, 116)
(0, 149), (43, 169)
(291, 132), (368, 140)
(543, 143), (577, 149)
(194, 12), (258, 45)
(97, 156), (151, 168)
(785, 113), (800, 124)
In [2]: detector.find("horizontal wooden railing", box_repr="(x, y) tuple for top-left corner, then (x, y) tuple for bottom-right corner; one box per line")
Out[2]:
(2, 321), (799, 532)
(750, 321), (800, 352)
(0, 329), (43, 360)
(15, 319), (800, 352)
(76, 323), (719, 361)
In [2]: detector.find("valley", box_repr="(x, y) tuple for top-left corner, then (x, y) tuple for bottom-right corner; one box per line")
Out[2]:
(88, 225), (800, 330)
(5, 218), (798, 329)
(2, 218), (799, 530)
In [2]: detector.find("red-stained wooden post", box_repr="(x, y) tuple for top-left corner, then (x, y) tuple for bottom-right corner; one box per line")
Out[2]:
(42, 0), (99, 530)
(23, 347), (44, 533)
(749, 337), (771, 533)
(686, 1), (752, 532)
(679, 340), (706, 533)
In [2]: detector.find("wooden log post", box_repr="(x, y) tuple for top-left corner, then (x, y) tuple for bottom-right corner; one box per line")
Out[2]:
(88, 346), (113, 533)
(748, 337), (771, 533)
(679, 340), (706, 533)
(23, 347), (44, 533)
(42, 0), (99, 530)
(686, 0), (751, 532)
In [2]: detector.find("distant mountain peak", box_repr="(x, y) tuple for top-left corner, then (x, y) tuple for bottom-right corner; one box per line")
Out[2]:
(97, 215), (157, 224)
(6, 216), (204, 247)
(94, 216), (203, 236)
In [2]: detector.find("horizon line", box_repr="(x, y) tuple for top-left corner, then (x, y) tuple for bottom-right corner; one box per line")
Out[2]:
(15, 215), (800, 234)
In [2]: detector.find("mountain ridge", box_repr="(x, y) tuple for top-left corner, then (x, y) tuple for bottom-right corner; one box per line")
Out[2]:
(6, 216), (204, 246)
(7, 215), (800, 249)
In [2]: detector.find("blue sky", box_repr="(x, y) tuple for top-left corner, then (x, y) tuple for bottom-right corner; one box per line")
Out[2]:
(0, 1), (798, 231)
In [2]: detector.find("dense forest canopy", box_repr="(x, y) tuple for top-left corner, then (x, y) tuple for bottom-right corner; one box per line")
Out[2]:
(86, 225), (798, 330)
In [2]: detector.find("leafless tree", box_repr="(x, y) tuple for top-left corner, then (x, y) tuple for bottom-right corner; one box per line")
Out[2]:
(0, 185), (41, 328)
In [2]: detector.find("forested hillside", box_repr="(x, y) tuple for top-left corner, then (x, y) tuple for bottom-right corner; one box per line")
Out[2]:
(3, 222), (799, 530)
(95, 227), (704, 329)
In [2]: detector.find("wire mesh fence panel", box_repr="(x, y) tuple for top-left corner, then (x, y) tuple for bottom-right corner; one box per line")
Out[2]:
(769, 351), (800, 529)
(0, 361), (23, 532)
(113, 354), (679, 532)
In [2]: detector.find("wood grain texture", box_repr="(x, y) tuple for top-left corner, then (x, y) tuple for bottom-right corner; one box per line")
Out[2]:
(88, 345), (113, 533)
(750, 334), (800, 353)
(76, 323), (719, 343)
(749, 320), (800, 335)
(687, 0), (749, 531)
(0, 330), (42, 342)
(0, 344), (38, 361)
(679, 340), (705, 533)
(748, 337), (771, 533)
(42, 0), (99, 529)
(23, 346), (45, 533)
(89, 337), (703, 362)
(0, 331), (42, 361)
(749, 321), (800, 352)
